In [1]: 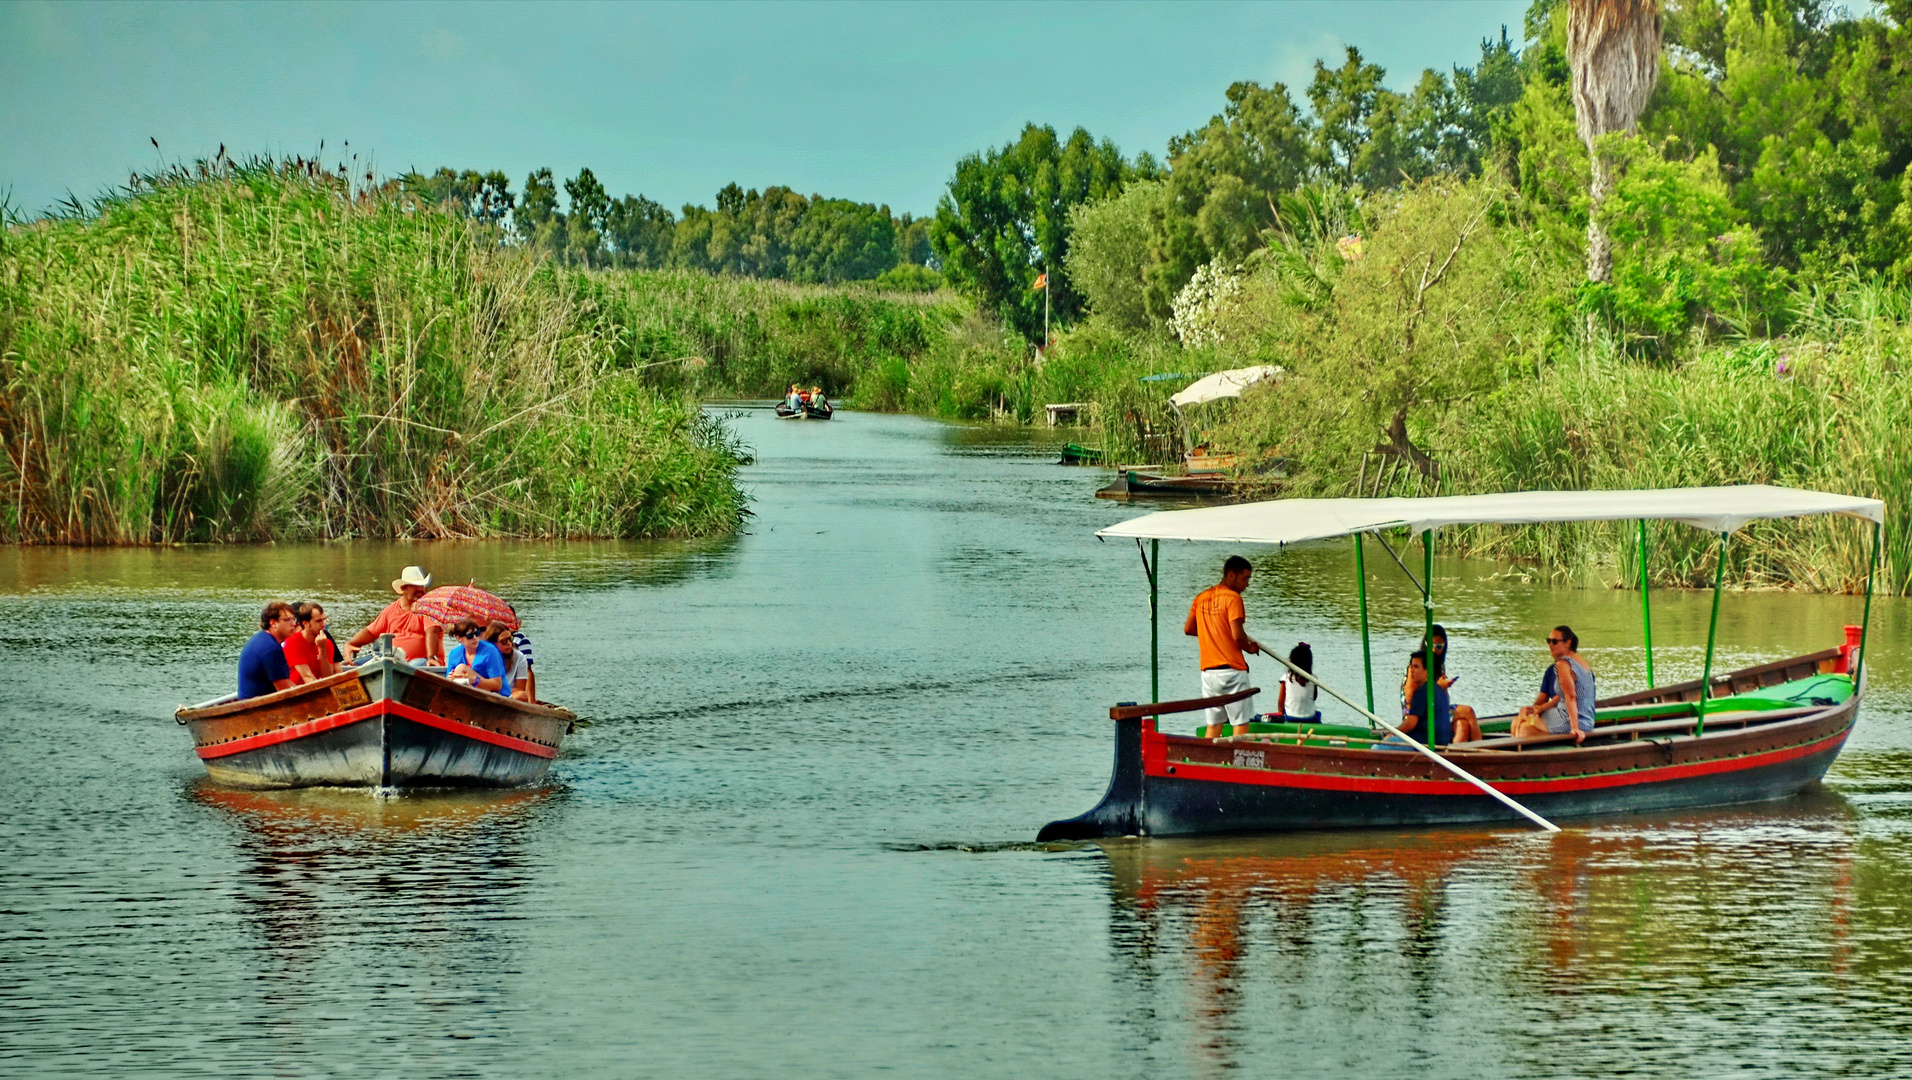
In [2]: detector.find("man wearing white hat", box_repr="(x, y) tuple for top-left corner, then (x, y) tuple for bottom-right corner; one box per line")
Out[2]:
(345, 565), (443, 663)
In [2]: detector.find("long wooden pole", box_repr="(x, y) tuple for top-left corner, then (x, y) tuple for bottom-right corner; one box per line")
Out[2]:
(1262, 651), (1561, 833)
(1355, 533), (1374, 712)
(1638, 519), (1655, 688)
(1696, 531), (1728, 736)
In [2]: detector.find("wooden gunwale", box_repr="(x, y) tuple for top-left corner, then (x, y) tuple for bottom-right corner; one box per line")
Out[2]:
(177, 662), (574, 724)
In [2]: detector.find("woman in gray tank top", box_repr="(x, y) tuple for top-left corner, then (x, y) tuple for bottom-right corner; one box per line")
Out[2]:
(1514, 625), (1596, 743)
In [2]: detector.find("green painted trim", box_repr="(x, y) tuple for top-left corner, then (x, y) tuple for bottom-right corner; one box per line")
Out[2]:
(1697, 531), (1728, 736)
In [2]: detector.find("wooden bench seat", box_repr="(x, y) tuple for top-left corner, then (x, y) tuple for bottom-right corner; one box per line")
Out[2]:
(1449, 705), (1822, 752)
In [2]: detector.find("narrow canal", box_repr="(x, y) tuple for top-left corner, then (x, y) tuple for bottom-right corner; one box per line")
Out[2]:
(4, 409), (1911, 1078)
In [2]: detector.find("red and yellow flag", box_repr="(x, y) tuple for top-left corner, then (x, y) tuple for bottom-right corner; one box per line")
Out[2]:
(1032, 273), (1047, 290)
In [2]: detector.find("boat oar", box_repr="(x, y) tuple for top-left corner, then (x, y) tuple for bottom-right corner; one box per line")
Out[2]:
(1260, 651), (1562, 834)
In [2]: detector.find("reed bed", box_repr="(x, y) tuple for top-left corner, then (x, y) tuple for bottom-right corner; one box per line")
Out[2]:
(1432, 306), (1912, 595)
(0, 158), (746, 543)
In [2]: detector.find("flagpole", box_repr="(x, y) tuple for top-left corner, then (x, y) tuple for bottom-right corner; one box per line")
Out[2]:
(1043, 265), (1050, 356)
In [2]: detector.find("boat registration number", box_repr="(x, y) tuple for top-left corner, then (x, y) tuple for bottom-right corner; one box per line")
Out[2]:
(1232, 749), (1266, 770)
(332, 680), (370, 709)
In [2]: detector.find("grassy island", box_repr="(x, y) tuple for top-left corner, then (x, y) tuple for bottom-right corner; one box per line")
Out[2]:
(0, 159), (747, 543)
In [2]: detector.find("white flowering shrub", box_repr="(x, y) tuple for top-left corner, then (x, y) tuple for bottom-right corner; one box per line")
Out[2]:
(1169, 261), (1243, 348)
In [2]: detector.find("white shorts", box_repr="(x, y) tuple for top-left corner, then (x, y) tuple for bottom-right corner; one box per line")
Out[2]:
(1201, 667), (1254, 728)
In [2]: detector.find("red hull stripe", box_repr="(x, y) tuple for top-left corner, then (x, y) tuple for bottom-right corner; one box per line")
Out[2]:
(1149, 729), (1848, 796)
(385, 700), (559, 759)
(196, 699), (559, 760)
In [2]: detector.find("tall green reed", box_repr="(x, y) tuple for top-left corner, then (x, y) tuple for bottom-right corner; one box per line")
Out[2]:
(0, 157), (745, 543)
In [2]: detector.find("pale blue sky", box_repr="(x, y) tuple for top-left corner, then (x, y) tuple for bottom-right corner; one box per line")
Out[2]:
(1, 1), (1530, 219)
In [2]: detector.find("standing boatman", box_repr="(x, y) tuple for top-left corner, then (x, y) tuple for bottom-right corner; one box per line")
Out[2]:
(1184, 555), (1266, 737)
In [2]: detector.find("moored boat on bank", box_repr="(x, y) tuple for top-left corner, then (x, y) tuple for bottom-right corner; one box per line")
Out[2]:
(177, 651), (575, 790)
(1042, 485), (1884, 839)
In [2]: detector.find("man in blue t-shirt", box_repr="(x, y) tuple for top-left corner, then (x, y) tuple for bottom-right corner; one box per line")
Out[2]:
(239, 602), (299, 698)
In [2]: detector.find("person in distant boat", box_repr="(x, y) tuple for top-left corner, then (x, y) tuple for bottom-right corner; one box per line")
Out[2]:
(1512, 625), (1595, 743)
(485, 621), (532, 702)
(346, 565), (442, 663)
(1277, 642), (1319, 722)
(1185, 555), (1264, 737)
(786, 384), (805, 412)
(809, 385), (828, 412)
(238, 601), (298, 699)
(283, 602), (339, 684)
(446, 618), (509, 695)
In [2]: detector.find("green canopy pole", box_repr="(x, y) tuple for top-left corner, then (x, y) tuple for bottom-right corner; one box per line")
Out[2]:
(1639, 519), (1655, 688)
(1355, 533), (1374, 712)
(1422, 529), (1435, 650)
(1859, 521), (1880, 683)
(1696, 531), (1728, 736)
(1423, 529), (1436, 745)
(1150, 538), (1160, 704)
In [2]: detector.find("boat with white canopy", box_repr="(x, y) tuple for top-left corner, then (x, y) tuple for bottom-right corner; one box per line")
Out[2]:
(1098, 366), (1282, 500)
(1039, 485), (1883, 839)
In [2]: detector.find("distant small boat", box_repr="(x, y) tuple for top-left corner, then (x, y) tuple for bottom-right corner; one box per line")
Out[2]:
(1059, 442), (1105, 465)
(776, 400), (834, 420)
(177, 650), (575, 790)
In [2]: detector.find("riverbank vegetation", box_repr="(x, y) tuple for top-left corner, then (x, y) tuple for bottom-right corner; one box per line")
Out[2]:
(0, 157), (747, 543)
(915, 0), (1912, 595)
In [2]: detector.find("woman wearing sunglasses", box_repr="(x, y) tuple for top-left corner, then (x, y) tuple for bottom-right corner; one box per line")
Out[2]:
(444, 618), (511, 696)
(1511, 625), (1595, 743)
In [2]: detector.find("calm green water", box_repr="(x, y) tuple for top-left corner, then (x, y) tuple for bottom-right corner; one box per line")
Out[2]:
(4, 409), (1911, 1078)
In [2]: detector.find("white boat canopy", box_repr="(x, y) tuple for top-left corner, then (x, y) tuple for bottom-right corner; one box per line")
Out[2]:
(1098, 485), (1886, 546)
(1167, 366), (1282, 409)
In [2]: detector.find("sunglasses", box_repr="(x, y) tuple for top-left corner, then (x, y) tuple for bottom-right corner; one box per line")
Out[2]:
(1546, 636), (1567, 644)
(459, 630), (481, 639)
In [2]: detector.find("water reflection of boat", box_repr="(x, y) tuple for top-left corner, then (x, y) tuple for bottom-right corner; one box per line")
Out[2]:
(1045, 486), (1885, 838)
(176, 654), (576, 790)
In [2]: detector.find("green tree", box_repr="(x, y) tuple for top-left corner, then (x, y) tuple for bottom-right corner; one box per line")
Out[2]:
(1065, 178), (1167, 332)
(562, 168), (611, 266)
(400, 168), (514, 226)
(1144, 81), (1314, 322)
(605, 194), (675, 269)
(930, 123), (1136, 341)
(515, 168), (563, 259)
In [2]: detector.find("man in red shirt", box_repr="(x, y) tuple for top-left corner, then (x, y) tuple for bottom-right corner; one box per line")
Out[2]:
(1184, 555), (1265, 737)
(346, 566), (443, 663)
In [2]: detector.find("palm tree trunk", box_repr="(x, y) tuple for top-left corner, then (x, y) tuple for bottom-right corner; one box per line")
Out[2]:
(1586, 150), (1613, 284)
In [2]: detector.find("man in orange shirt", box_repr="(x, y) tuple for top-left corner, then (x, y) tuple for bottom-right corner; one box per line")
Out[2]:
(345, 565), (443, 663)
(1184, 555), (1265, 737)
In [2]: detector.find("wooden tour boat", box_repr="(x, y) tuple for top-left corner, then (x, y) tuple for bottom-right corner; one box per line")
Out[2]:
(177, 639), (576, 790)
(1041, 485), (1884, 839)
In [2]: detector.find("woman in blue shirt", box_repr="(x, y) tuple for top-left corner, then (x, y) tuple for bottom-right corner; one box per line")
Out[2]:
(445, 618), (511, 696)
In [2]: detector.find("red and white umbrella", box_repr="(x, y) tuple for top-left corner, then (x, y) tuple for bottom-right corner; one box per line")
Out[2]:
(413, 585), (518, 631)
